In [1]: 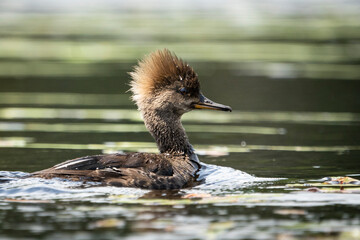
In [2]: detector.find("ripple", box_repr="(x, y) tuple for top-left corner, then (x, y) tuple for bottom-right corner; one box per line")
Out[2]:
(0, 163), (280, 202)
(0, 171), (148, 201)
(1, 169), (359, 207)
(1, 107), (359, 123)
(196, 163), (277, 192)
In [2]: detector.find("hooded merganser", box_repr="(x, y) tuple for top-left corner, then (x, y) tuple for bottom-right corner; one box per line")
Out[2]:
(32, 49), (232, 189)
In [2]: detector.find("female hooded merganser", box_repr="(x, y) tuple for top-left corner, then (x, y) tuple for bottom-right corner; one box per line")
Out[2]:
(32, 49), (232, 189)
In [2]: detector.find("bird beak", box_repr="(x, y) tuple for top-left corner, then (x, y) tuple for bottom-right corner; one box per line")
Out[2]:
(193, 93), (232, 112)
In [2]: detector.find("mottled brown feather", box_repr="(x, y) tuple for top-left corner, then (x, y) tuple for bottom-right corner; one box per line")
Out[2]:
(32, 153), (199, 190)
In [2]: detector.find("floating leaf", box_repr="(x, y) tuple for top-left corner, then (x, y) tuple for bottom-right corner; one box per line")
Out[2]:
(4, 198), (54, 203)
(321, 176), (360, 185)
(286, 176), (360, 190)
(306, 187), (360, 193)
(182, 193), (212, 199)
(90, 218), (125, 229)
(274, 209), (307, 215)
(287, 183), (360, 188)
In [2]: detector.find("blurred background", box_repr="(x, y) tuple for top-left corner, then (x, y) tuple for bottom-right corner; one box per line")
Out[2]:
(0, 0), (360, 177)
(0, 0), (359, 172)
(1, 1), (360, 239)
(0, 0), (359, 112)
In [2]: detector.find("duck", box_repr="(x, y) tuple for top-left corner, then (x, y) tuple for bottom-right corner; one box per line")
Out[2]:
(32, 49), (232, 190)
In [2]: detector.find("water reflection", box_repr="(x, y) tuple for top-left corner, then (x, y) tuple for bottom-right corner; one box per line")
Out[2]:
(0, 92), (131, 106)
(1, 138), (359, 154)
(0, 0), (360, 239)
(1, 107), (359, 123)
(0, 122), (284, 135)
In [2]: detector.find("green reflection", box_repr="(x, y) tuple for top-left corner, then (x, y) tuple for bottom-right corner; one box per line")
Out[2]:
(0, 61), (359, 80)
(0, 93), (131, 106)
(0, 4), (359, 240)
(1, 107), (359, 123)
(0, 39), (356, 63)
(0, 137), (33, 147)
(0, 138), (358, 153)
(0, 122), (283, 135)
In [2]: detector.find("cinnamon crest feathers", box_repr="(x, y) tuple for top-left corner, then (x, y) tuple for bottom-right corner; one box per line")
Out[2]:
(129, 49), (199, 106)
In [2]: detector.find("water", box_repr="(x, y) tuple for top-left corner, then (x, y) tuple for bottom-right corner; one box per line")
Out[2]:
(1, 1), (360, 239)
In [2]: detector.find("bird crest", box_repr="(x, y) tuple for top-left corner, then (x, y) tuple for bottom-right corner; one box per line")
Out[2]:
(129, 49), (199, 105)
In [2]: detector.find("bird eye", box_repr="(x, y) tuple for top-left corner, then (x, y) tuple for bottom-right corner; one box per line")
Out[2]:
(179, 87), (188, 95)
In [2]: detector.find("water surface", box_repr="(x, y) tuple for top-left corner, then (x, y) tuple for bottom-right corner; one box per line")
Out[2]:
(0, 1), (360, 239)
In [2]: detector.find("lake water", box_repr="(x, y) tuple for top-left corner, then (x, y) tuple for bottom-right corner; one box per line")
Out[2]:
(0, 1), (360, 239)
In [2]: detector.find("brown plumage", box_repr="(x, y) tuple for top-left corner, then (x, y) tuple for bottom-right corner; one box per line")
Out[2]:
(32, 49), (232, 190)
(129, 49), (199, 107)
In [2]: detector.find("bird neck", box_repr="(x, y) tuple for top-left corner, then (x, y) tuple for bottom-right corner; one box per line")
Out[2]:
(142, 109), (194, 157)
